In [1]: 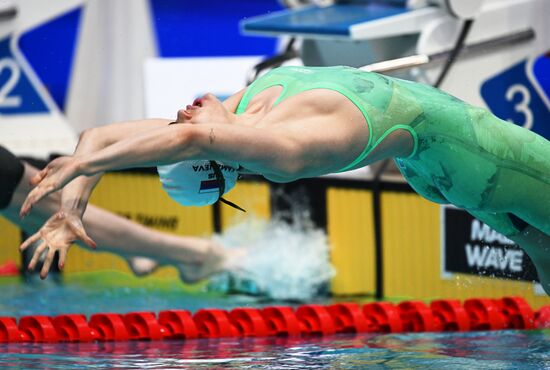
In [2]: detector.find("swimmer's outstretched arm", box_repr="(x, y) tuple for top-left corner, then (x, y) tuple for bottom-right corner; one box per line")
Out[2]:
(80, 123), (303, 176)
(58, 119), (172, 215)
(22, 90), (246, 217)
(23, 86), (375, 209)
(21, 119), (172, 217)
(42, 124), (297, 203)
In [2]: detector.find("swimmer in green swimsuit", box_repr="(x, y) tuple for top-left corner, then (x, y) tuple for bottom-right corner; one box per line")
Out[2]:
(20, 66), (550, 294)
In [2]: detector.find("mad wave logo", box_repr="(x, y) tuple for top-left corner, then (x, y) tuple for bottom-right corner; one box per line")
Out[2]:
(442, 206), (537, 282)
(464, 220), (523, 272)
(470, 219), (515, 245)
(464, 244), (524, 273)
(192, 164), (236, 173)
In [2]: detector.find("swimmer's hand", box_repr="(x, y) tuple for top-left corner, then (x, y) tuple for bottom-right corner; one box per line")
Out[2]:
(20, 156), (82, 217)
(19, 211), (96, 279)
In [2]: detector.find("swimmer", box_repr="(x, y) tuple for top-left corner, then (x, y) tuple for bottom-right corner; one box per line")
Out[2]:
(0, 145), (239, 281)
(19, 66), (550, 294)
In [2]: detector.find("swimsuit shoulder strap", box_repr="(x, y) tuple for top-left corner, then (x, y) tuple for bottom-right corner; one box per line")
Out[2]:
(236, 67), (422, 172)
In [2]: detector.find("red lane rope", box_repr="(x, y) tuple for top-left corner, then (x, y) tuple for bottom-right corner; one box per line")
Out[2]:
(1, 296), (548, 343)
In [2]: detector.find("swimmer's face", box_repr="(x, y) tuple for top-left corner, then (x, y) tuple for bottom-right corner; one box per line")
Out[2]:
(176, 93), (234, 125)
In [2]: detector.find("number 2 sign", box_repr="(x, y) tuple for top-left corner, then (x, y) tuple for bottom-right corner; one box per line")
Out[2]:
(0, 37), (48, 115)
(0, 57), (22, 109)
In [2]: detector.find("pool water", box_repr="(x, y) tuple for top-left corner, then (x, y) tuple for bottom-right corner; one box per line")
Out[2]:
(0, 279), (549, 369)
(1, 330), (548, 369)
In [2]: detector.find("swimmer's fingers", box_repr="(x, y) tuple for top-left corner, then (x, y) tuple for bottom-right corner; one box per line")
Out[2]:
(20, 232), (41, 252)
(21, 157), (81, 218)
(29, 157), (68, 187)
(19, 185), (53, 218)
(19, 190), (33, 218)
(27, 240), (48, 272)
(58, 248), (68, 271)
(40, 247), (57, 280)
(29, 166), (49, 186)
(68, 221), (97, 250)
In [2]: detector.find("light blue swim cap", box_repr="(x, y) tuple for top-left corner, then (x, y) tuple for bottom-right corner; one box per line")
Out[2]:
(157, 160), (238, 207)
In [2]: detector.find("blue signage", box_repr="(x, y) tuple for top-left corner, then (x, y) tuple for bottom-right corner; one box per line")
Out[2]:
(0, 37), (49, 115)
(531, 53), (550, 105)
(481, 54), (550, 140)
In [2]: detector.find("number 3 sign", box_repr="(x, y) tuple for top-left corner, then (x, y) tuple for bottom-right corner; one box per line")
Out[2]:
(481, 53), (550, 140)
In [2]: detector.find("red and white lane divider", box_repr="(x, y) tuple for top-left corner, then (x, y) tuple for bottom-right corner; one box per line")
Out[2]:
(0, 297), (548, 343)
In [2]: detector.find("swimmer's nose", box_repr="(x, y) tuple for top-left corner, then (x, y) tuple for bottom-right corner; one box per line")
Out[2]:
(202, 93), (217, 101)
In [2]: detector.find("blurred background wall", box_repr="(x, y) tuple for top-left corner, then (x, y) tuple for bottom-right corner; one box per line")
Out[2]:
(0, 0), (548, 307)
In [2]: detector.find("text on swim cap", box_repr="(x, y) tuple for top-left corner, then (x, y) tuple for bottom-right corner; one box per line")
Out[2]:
(192, 164), (236, 173)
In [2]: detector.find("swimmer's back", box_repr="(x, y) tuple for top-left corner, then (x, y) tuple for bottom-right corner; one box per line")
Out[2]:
(238, 66), (550, 214)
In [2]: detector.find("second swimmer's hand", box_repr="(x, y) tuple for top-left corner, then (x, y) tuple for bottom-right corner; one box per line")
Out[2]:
(19, 211), (97, 279)
(20, 156), (82, 217)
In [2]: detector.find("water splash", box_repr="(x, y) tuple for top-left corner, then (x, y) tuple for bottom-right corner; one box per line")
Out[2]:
(209, 211), (335, 301)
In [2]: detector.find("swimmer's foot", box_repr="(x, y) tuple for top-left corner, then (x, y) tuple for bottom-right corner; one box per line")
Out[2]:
(510, 226), (550, 296)
(175, 243), (247, 284)
(534, 256), (550, 296)
(539, 274), (550, 296)
(126, 257), (159, 277)
(527, 241), (550, 296)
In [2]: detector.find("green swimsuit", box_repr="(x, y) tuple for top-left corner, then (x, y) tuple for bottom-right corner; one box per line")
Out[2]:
(236, 66), (550, 237)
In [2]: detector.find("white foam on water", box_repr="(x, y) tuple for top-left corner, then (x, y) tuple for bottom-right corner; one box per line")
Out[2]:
(210, 211), (335, 301)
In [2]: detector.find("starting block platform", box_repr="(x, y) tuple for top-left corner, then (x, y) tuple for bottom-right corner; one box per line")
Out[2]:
(241, 1), (444, 40)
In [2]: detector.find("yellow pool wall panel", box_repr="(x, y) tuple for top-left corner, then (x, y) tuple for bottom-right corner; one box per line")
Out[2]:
(381, 191), (549, 309)
(0, 217), (21, 268)
(220, 181), (271, 229)
(2, 171), (549, 309)
(327, 188), (376, 296)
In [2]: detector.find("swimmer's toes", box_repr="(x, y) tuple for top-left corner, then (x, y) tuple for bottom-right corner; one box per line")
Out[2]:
(175, 246), (241, 284)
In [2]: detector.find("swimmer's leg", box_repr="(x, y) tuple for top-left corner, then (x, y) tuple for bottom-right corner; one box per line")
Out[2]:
(490, 168), (550, 236)
(468, 210), (550, 295)
(82, 205), (236, 283)
(3, 162), (232, 281)
(509, 225), (550, 295)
